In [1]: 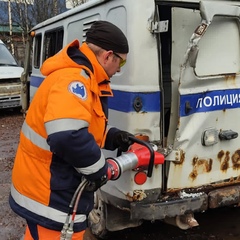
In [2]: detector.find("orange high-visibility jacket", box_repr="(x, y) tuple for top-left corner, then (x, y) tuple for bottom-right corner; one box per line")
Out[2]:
(9, 40), (119, 232)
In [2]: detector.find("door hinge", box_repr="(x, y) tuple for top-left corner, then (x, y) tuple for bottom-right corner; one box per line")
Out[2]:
(150, 20), (169, 33)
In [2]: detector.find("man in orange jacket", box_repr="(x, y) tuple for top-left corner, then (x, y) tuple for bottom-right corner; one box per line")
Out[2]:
(9, 21), (133, 240)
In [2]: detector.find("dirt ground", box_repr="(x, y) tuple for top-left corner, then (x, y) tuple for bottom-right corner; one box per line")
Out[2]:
(1, 107), (240, 240)
(0, 108), (26, 239)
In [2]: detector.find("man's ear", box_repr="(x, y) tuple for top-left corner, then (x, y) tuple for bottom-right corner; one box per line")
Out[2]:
(103, 50), (113, 63)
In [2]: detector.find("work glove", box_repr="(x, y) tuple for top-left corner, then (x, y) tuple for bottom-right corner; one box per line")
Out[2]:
(113, 130), (134, 152)
(84, 174), (108, 192)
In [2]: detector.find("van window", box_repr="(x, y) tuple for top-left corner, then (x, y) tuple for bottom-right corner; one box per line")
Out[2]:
(43, 28), (64, 62)
(33, 34), (42, 68)
(0, 43), (18, 66)
(196, 16), (240, 76)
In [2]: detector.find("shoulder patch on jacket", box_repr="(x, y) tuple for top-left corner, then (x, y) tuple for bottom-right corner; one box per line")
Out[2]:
(68, 81), (87, 100)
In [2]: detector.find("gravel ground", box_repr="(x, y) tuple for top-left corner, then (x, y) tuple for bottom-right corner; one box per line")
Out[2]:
(1, 107), (240, 240)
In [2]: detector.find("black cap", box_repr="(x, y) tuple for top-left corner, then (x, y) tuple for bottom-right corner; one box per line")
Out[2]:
(86, 21), (129, 53)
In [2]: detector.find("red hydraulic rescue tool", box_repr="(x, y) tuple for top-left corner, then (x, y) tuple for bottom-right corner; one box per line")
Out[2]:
(107, 135), (165, 180)
(61, 136), (165, 240)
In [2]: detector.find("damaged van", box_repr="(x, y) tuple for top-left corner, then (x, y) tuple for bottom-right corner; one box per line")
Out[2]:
(20, 0), (240, 238)
(0, 40), (23, 109)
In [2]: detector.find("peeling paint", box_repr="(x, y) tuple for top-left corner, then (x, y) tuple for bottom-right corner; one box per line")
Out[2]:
(126, 190), (147, 202)
(224, 73), (236, 82)
(189, 157), (212, 180)
(179, 190), (204, 199)
(208, 185), (240, 208)
(174, 150), (185, 165)
(217, 150), (224, 161)
(220, 151), (230, 171)
(232, 149), (240, 169)
(217, 150), (240, 171)
(189, 170), (198, 181)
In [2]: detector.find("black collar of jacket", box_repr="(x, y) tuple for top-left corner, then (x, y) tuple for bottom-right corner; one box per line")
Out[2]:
(67, 46), (94, 73)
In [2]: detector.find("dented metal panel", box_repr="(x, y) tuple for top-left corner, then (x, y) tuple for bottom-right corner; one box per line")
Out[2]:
(167, 1), (240, 191)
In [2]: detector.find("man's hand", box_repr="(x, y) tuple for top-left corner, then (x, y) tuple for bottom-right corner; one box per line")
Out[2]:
(113, 131), (134, 152)
(84, 175), (108, 192)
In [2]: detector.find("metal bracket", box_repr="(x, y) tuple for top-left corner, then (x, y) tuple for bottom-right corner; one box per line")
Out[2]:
(165, 150), (182, 162)
(150, 20), (169, 33)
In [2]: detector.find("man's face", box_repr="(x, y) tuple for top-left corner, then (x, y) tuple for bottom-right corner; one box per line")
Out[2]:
(102, 51), (127, 78)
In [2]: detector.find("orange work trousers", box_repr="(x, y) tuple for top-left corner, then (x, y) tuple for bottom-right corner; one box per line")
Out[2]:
(24, 224), (85, 240)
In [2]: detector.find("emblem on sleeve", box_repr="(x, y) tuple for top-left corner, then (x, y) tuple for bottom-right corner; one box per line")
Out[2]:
(69, 81), (87, 100)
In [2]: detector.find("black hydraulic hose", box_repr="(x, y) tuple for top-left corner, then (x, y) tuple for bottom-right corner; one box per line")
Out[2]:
(129, 136), (155, 177)
(63, 179), (88, 228)
(61, 178), (88, 240)
(69, 179), (88, 226)
(69, 178), (88, 210)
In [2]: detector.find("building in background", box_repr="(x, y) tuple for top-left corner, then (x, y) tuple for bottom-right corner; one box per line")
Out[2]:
(0, 1), (24, 66)
(0, 0), (68, 67)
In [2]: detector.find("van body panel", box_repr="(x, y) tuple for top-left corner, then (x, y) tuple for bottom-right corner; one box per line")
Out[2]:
(22, 0), (240, 234)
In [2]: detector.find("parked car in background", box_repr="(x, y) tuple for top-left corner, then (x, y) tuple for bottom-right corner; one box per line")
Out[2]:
(0, 40), (23, 109)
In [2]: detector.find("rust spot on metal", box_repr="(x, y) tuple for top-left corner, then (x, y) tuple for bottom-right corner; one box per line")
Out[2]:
(232, 149), (240, 169)
(197, 159), (212, 172)
(220, 151), (230, 171)
(217, 150), (224, 161)
(211, 179), (240, 189)
(180, 150), (185, 164)
(174, 150), (185, 165)
(192, 157), (198, 166)
(135, 134), (149, 142)
(177, 117), (180, 128)
(189, 157), (213, 180)
(208, 185), (240, 209)
(189, 169), (198, 180)
(166, 179), (240, 199)
(207, 159), (213, 172)
(125, 190), (147, 202)
(224, 73), (236, 81)
(229, 177), (234, 183)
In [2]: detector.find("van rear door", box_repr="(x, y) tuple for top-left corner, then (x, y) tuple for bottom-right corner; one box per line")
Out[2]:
(167, 1), (240, 191)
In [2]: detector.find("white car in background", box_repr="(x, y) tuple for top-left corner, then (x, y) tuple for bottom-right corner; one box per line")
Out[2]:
(0, 40), (23, 109)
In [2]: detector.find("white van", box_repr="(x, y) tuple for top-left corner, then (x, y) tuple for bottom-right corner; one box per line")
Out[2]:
(21, 0), (240, 238)
(0, 40), (23, 109)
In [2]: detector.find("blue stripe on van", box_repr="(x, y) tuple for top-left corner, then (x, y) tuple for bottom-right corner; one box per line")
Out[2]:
(30, 76), (161, 113)
(108, 90), (161, 112)
(30, 75), (43, 88)
(180, 89), (240, 117)
(31, 76), (240, 115)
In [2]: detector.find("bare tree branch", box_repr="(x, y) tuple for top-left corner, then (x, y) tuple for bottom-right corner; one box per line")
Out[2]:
(7, 0), (67, 37)
(66, 0), (88, 8)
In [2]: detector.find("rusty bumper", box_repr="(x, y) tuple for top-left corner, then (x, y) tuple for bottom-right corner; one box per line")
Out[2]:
(130, 185), (240, 221)
(208, 185), (240, 208)
(130, 193), (208, 221)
